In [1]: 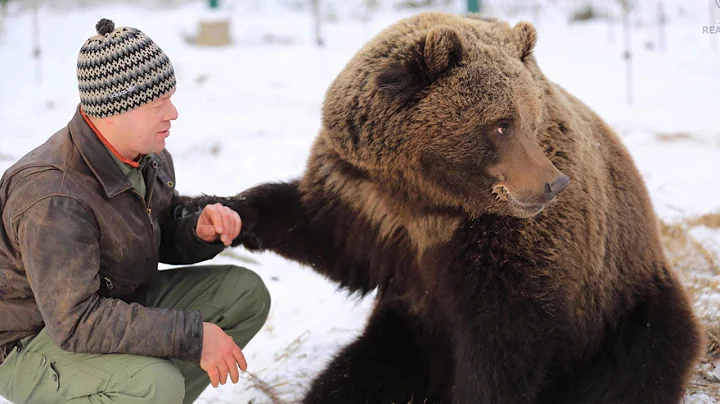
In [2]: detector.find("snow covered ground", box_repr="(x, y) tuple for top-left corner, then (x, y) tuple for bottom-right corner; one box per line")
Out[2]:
(1, 0), (718, 402)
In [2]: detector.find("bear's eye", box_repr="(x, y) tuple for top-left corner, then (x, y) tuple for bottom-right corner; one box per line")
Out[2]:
(496, 122), (511, 136)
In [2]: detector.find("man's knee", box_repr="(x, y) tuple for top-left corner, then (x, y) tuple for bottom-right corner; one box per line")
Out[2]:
(230, 265), (271, 320)
(125, 359), (185, 404)
(221, 265), (271, 332)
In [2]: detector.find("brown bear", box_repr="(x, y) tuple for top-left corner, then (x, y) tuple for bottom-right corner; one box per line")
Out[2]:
(181, 11), (703, 404)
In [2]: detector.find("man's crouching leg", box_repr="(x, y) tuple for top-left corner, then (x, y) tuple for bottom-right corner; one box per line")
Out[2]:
(181, 265), (271, 403)
(0, 329), (185, 404)
(143, 264), (271, 404)
(99, 357), (185, 404)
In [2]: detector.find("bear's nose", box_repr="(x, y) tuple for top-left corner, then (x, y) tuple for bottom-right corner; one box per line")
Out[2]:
(545, 175), (569, 200)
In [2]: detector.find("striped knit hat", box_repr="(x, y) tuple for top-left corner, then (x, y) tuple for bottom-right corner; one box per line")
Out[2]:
(77, 18), (176, 118)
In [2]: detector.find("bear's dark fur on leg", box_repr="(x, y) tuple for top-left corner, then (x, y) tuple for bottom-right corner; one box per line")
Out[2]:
(303, 298), (453, 404)
(538, 267), (704, 404)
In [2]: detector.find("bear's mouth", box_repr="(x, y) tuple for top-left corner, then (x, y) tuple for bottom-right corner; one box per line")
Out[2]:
(508, 194), (547, 214)
(492, 184), (549, 216)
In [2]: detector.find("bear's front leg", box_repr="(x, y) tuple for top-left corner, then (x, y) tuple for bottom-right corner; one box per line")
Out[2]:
(178, 181), (381, 293)
(178, 181), (335, 257)
(303, 298), (453, 404)
(432, 256), (570, 404)
(448, 300), (564, 404)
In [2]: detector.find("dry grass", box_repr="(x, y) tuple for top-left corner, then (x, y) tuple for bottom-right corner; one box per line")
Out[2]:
(243, 331), (315, 404)
(659, 212), (720, 401)
(656, 132), (694, 142)
(245, 371), (290, 404)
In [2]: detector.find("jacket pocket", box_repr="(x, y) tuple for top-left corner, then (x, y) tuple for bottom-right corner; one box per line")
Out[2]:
(98, 272), (142, 299)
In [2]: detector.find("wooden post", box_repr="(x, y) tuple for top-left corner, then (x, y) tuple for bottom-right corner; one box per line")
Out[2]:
(195, 0), (232, 47)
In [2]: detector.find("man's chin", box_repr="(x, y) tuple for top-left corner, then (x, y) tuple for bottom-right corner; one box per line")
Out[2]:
(149, 144), (166, 155)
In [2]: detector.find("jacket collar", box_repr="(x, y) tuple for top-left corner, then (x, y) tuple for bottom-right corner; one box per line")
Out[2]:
(67, 105), (163, 199)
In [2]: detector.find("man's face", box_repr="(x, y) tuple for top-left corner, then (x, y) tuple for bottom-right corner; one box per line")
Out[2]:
(109, 88), (178, 156)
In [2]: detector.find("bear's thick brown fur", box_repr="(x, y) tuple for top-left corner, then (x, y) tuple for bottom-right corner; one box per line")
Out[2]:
(184, 12), (703, 403)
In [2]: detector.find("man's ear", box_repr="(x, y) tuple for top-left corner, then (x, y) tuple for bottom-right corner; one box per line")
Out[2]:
(376, 26), (464, 104)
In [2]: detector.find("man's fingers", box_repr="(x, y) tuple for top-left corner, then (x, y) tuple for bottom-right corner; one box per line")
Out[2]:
(226, 356), (240, 384)
(233, 345), (248, 372)
(217, 361), (229, 386)
(199, 204), (242, 245)
(220, 209), (231, 245)
(218, 207), (241, 246)
(233, 211), (242, 239)
(210, 205), (224, 234)
(207, 365), (220, 388)
(201, 204), (224, 233)
(225, 209), (240, 245)
(196, 224), (215, 239)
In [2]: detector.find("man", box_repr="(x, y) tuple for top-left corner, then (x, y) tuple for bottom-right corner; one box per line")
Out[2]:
(0, 18), (270, 404)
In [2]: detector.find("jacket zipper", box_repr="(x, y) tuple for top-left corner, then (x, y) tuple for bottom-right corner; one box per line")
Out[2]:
(100, 159), (161, 299)
(131, 165), (158, 255)
(103, 276), (114, 298)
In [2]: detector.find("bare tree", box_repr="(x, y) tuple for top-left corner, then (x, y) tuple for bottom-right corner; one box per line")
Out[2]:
(0, 0), (7, 38)
(710, 0), (718, 51)
(657, 1), (665, 51)
(621, 0), (633, 105)
(33, 0), (42, 84)
(311, 0), (324, 47)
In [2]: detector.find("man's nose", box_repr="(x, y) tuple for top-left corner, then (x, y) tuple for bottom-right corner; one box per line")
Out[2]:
(166, 101), (178, 121)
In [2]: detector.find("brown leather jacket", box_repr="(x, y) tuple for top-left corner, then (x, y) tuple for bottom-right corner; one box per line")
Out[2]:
(0, 106), (225, 365)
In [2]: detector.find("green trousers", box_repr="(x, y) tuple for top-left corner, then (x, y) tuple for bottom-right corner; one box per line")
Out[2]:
(0, 265), (271, 404)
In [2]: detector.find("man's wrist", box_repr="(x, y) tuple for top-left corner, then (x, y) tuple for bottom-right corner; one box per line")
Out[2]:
(178, 310), (204, 363)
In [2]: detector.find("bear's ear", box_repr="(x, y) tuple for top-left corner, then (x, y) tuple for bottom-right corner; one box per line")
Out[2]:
(512, 21), (537, 61)
(376, 26), (463, 104)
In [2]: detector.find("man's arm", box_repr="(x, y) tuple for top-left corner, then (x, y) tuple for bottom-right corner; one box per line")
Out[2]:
(16, 195), (203, 362)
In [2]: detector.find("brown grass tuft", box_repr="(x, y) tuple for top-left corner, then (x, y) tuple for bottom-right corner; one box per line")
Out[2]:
(659, 212), (720, 401)
(656, 132), (694, 143)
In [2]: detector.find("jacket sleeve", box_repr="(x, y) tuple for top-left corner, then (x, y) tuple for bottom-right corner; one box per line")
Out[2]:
(158, 193), (225, 265)
(16, 195), (204, 363)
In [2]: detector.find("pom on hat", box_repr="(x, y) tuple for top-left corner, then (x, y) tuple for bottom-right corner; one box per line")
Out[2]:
(96, 18), (115, 35)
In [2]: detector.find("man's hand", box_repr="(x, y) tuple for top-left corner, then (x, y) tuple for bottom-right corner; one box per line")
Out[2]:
(196, 203), (242, 246)
(200, 322), (248, 388)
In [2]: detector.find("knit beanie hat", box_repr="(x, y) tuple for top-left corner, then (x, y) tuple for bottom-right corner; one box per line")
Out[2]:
(77, 18), (176, 118)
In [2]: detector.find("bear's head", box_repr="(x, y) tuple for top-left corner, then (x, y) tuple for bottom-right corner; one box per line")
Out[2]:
(320, 12), (568, 219)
